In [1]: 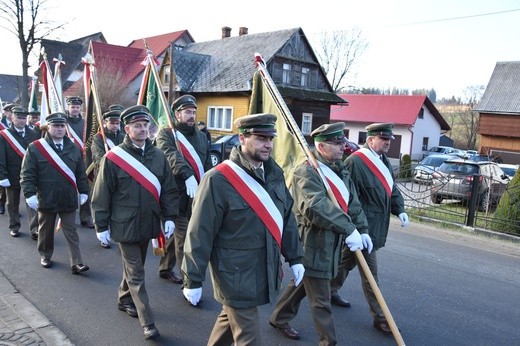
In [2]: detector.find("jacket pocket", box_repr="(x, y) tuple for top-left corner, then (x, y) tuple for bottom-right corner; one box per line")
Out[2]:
(216, 248), (258, 301)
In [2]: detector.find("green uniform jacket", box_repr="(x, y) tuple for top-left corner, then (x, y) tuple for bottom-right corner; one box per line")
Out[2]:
(91, 136), (179, 244)
(345, 147), (405, 250)
(154, 123), (212, 217)
(291, 150), (368, 279)
(90, 130), (125, 174)
(182, 146), (303, 308)
(0, 126), (39, 188)
(20, 135), (88, 212)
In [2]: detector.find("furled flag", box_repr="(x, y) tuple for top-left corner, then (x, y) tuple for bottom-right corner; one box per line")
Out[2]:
(28, 76), (39, 113)
(39, 52), (63, 114)
(53, 54), (66, 107)
(248, 69), (307, 186)
(137, 51), (172, 128)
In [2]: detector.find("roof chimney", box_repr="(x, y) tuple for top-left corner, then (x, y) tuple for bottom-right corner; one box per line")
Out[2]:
(239, 27), (248, 36)
(221, 26), (231, 39)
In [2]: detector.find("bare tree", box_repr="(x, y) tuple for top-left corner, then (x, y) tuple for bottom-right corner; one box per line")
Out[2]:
(0, 0), (65, 106)
(459, 85), (485, 149)
(312, 28), (368, 93)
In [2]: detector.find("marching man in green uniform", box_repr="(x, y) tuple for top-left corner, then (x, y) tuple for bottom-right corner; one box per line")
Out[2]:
(182, 113), (304, 345)
(330, 122), (409, 335)
(154, 95), (212, 284)
(20, 112), (90, 273)
(269, 122), (370, 345)
(90, 109), (125, 249)
(0, 106), (40, 238)
(91, 105), (179, 340)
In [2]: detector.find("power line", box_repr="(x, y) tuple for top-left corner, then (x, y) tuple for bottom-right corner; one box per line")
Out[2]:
(393, 8), (520, 26)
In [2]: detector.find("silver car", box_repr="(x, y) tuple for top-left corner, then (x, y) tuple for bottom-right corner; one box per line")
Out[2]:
(413, 154), (456, 184)
(431, 159), (510, 211)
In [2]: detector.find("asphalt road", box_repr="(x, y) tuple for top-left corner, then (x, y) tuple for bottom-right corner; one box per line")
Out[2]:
(1, 210), (519, 345)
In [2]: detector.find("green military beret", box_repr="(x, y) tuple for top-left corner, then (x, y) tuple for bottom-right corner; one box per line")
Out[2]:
(311, 122), (347, 143)
(103, 110), (121, 120)
(46, 112), (67, 124)
(171, 94), (197, 113)
(66, 96), (83, 105)
(11, 106), (29, 117)
(120, 105), (151, 125)
(235, 113), (277, 137)
(365, 122), (395, 139)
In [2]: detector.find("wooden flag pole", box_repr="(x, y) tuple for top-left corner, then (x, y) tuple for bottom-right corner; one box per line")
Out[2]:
(254, 53), (405, 346)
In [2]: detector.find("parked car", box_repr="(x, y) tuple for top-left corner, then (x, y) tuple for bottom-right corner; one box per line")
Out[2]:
(210, 134), (240, 166)
(498, 163), (519, 179)
(431, 159), (510, 211)
(467, 154), (498, 162)
(343, 139), (360, 158)
(413, 154), (456, 184)
(426, 146), (459, 156)
(463, 150), (478, 158)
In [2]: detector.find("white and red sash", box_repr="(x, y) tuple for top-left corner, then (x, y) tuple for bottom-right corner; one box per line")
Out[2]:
(318, 162), (349, 213)
(67, 124), (85, 151)
(0, 122), (7, 130)
(96, 132), (116, 150)
(216, 160), (283, 248)
(0, 130), (26, 158)
(34, 139), (77, 190)
(173, 129), (205, 182)
(352, 148), (393, 197)
(105, 146), (161, 203)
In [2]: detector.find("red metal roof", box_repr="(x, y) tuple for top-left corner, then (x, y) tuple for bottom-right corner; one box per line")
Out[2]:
(127, 30), (191, 56)
(331, 94), (427, 126)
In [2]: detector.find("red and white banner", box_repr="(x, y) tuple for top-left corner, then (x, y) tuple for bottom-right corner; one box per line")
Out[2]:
(174, 130), (205, 182)
(105, 146), (161, 203)
(216, 160), (283, 248)
(34, 139), (77, 190)
(318, 161), (349, 213)
(0, 130), (26, 158)
(352, 148), (393, 197)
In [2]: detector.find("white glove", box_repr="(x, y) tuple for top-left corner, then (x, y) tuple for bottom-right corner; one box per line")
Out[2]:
(183, 287), (202, 306)
(80, 194), (88, 205)
(345, 229), (363, 252)
(184, 175), (198, 198)
(97, 230), (111, 243)
(361, 233), (373, 254)
(0, 179), (10, 187)
(290, 264), (305, 287)
(399, 212), (409, 227)
(164, 220), (175, 240)
(26, 195), (38, 210)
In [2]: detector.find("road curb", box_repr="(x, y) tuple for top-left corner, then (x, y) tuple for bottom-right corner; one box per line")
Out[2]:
(0, 270), (73, 345)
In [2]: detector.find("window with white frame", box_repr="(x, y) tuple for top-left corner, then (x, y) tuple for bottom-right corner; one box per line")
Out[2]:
(283, 63), (291, 84)
(163, 66), (170, 84)
(208, 106), (233, 131)
(301, 67), (309, 87)
(302, 113), (312, 135)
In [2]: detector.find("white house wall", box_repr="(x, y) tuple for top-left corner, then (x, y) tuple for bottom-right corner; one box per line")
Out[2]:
(410, 106), (442, 160)
(345, 124), (412, 160)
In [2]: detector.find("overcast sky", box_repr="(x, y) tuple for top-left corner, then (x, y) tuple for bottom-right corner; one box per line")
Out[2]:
(1, 0), (519, 100)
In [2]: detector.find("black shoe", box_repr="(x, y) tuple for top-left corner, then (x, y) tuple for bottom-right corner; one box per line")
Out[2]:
(0, 205), (4, 214)
(80, 220), (95, 229)
(10, 230), (20, 237)
(100, 241), (111, 249)
(269, 321), (301, 340)
(40, 258), (52, 268)
(31, 232), (38, 240)
(118, 302), (138, 318)
(71, 263), (89, 274)
(159, 271), (183, 284)
(331, 294), (351, 307)
(373, 321), (393, 335)
(143, 323), (160, 340)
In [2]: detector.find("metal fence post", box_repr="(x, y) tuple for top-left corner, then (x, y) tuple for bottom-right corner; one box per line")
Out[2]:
(466, 174), (481, 227)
